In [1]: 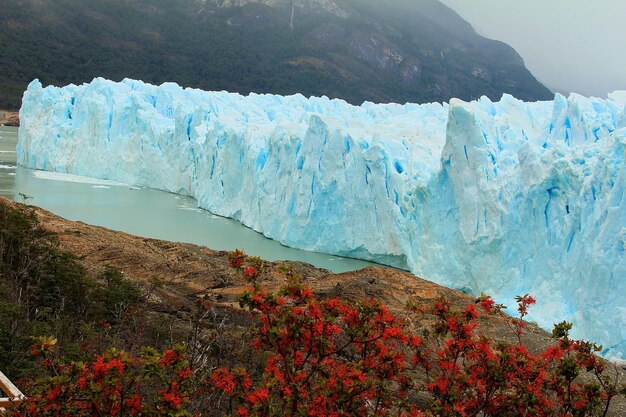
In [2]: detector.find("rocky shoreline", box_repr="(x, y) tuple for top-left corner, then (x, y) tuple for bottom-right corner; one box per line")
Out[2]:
(0, 110), (19, 126)
(1, 197), (547, 347)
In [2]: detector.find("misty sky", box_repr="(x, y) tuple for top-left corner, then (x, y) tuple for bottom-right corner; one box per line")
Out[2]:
(439, 0), (626, 97)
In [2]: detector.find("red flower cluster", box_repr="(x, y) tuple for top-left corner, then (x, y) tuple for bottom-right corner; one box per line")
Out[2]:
(10, 345), (193, 416)
(8, 251), (625, 416)
(211, 251), (625, 417)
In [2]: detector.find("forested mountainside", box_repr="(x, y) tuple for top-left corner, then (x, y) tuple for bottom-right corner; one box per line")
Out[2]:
(0, 0), (552, 110)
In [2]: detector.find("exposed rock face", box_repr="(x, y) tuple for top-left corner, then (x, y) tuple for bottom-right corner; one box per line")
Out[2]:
(213, 0), (353, 19)
(0, 111), (18, 126)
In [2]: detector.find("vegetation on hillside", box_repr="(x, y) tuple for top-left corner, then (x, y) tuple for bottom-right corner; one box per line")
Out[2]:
(0, 198), (258, 412)
(1, 200), (624, 416)
(0, 200), (144, 381)
(0, 0), (553, 110)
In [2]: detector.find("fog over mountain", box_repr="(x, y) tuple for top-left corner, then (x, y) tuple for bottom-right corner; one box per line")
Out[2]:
(0, 0), (552, 109)
(441, 0), (626, 97)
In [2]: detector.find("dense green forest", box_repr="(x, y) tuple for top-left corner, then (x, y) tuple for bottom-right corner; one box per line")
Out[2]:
(0, 0), (553, 110)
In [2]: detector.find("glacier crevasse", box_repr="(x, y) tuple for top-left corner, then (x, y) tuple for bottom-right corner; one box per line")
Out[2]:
(18, 79), (626, 357)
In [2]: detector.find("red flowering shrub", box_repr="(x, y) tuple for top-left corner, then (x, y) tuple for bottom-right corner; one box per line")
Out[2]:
(8, 340), (193, 416)
(6, 251), (625, 416)
(216, 267), (413, 416)
(214, 252), (625, 417)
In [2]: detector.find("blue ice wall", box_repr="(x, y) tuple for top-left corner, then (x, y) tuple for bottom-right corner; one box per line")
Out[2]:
(18, 79), (626, 357)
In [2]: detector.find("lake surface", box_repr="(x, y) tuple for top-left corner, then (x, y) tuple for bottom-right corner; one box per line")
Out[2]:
(0, 126), (375, 272)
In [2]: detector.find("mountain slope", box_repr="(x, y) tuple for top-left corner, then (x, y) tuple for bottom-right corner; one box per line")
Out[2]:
(0, 0), (552, 109)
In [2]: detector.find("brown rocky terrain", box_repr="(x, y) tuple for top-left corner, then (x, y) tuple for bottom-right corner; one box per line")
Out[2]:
(2, 196), (625, 413)
(0, 111), (19, 126)
(16, 196), (543, 347)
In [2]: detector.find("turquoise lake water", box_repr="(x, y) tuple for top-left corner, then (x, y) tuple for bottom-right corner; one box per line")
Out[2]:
(0, 126), (375, 272)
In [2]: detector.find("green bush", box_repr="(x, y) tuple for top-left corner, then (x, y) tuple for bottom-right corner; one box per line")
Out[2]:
(0, 201), (144, 380)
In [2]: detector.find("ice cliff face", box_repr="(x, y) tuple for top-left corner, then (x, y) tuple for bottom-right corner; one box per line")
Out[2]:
(18, 79), (626, 357)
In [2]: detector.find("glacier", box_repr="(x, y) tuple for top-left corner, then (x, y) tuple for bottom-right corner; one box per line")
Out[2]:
(17, 78), (626, 357)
